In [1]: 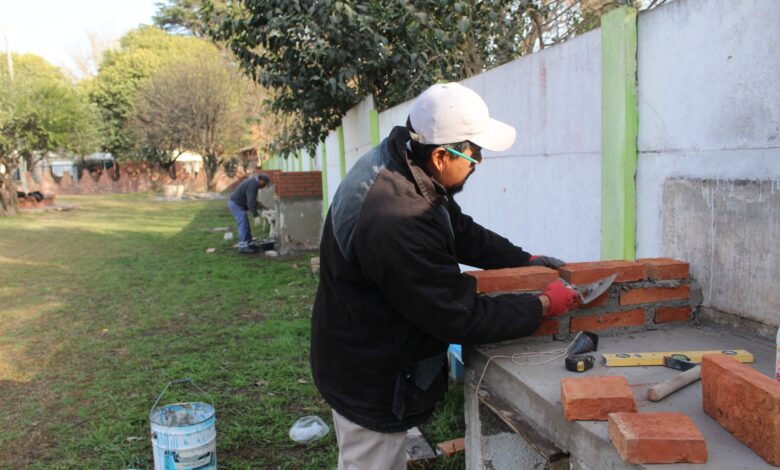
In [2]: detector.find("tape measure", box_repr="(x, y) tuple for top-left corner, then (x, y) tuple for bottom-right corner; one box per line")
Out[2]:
(565, 354), (595, 372)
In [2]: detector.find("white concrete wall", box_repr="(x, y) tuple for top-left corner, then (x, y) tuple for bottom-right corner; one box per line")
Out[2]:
(636, 0), (780, 256)
(323, 130), (341, 209)
(334, 29), (603, 263)
(342, 96), (375, 169)
(636, 0), (780, 329)
(457, 29), (602, 263)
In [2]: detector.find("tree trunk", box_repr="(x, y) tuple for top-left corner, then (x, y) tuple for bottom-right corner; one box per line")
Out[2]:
(0, 172), (20, 216)
(203, 154), (221, 192)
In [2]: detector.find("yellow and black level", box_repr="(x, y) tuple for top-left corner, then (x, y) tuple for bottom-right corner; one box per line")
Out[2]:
(601, 349), (753, 367)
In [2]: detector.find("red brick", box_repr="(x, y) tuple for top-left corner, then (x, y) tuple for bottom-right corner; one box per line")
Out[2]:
(570, 309), (645, 332)
(532, 319), (558, 336)
(637, 258), (689, 280)
(464, 266), (558, 293)
(702, 355), (780, 466)
(558, 260), (646, 284)
(620, 285), (690, 305)
(561, 376), (636, 421)
(436, 437), (465, 457)
(654, 306), (692, 324)
(608, 412), (707, 464)
(570, 291), (609, 310)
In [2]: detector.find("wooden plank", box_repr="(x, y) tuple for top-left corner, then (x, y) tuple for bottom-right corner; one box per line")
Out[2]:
(477, 385), (568, 463)
(406, 426), (437, 467)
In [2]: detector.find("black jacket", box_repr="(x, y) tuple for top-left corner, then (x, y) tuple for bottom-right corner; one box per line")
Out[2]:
(230, 176), (261, 216)
(311, 126), (543, 432)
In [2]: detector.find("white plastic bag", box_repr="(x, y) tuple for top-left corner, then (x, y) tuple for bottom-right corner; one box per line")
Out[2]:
(289, 415), (329, 443)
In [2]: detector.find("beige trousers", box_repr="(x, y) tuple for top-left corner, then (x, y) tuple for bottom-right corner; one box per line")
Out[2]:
(332, 409), (407, 470)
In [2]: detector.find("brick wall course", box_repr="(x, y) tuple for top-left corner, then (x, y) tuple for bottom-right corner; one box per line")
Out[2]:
(463, 259), (697, 337)
(702, 354), (780, 466)
(655, 306), (692, 324)
(637, 258), (689, 280)
(559, 260), (646, 284)
(570, 309), (646, 332)
(620, 285), (690, 305)
(532, 319), (559, 337)
(465, 266), (558, 293)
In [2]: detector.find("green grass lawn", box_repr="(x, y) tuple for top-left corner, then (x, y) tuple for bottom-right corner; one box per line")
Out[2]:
(0, 194), (464, 469)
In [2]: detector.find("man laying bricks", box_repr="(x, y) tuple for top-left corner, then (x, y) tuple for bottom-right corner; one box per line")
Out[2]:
(311, 82), (578, 469)
(228, 169), (270, 254)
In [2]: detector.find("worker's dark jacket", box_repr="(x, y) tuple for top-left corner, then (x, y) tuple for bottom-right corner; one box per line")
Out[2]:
(229, 176), (260, 216)
(311, 126), (543, 432)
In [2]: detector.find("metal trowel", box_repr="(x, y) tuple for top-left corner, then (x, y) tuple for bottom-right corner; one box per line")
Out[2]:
(566, 273), (617, 305)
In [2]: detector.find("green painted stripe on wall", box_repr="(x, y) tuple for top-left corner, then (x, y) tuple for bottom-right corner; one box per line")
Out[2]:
(321, 144), (328, 218)
(298, 151), (303, 172)
(338, 126), (346, 179)
(369, 109), (380, 147)
(601, 6), (638, 261)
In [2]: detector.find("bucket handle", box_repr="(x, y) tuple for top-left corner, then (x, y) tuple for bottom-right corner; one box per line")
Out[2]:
(151, 378), (214, 414)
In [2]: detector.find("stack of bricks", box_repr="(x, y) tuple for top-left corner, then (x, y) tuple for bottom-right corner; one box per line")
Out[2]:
(275, 171), (323, 199)
(16, 194), (56, 209)
(465, 258), (696, 337)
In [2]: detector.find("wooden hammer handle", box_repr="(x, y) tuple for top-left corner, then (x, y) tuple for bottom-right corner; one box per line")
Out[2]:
(647, 366), (702, 402)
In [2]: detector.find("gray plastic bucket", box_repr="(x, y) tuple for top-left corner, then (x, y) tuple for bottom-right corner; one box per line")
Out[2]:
(150, 379), (216, 470)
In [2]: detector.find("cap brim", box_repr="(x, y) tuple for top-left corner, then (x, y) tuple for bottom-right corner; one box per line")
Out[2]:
(469, 118), (516, 152)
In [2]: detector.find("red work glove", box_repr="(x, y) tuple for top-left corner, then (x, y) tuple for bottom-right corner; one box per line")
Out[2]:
(541, 280), (578, 317)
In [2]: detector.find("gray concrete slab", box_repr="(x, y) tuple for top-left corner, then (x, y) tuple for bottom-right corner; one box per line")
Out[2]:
(464, 323), (777, 469)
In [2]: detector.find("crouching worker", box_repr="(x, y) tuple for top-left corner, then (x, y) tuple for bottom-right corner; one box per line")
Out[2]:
(311, 82), (577, 469)
(228, 170), (270, 254)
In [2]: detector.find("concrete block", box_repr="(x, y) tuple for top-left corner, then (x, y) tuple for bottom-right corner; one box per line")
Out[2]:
(702, 354), (780, 466)
(608, 412), (707, 464)
(569, 309), (645, 332)
(654, 306), (692, 324)
(558, 260), (646, 284)
(465, 266), (558, 294)
(561, 376), (636, 421)
(637, 258), (689, 280)
(620, 285), (689, 305)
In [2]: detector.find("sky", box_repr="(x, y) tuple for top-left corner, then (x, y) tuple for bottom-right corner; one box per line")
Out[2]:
(1, 0), (158, 76)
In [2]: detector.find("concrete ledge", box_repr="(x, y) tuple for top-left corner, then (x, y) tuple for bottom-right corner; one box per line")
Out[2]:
(464, 324), (777, 469)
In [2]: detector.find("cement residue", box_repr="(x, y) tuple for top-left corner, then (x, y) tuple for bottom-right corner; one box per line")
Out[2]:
(151, 403), (214, 427)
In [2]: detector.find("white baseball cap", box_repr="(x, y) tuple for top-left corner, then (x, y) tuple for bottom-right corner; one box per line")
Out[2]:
(408, 82), (516, 152)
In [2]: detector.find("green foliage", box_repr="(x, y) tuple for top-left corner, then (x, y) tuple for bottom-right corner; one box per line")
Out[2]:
(153, 0), (229, 37)
(0, 54), (98, 162)
(131, 46), (258, 188)
(85, 26), (217, 159)
(211, 1), (541, 156)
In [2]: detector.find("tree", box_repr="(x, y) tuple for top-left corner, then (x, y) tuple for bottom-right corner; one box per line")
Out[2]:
(84, 26), (216, 160)
(64, 30), (118, 81)
(131, 47), (255, 190)
(0, 54), (99, 215)
(212, 0), (618, 156)
(153, 0), (228, 37)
